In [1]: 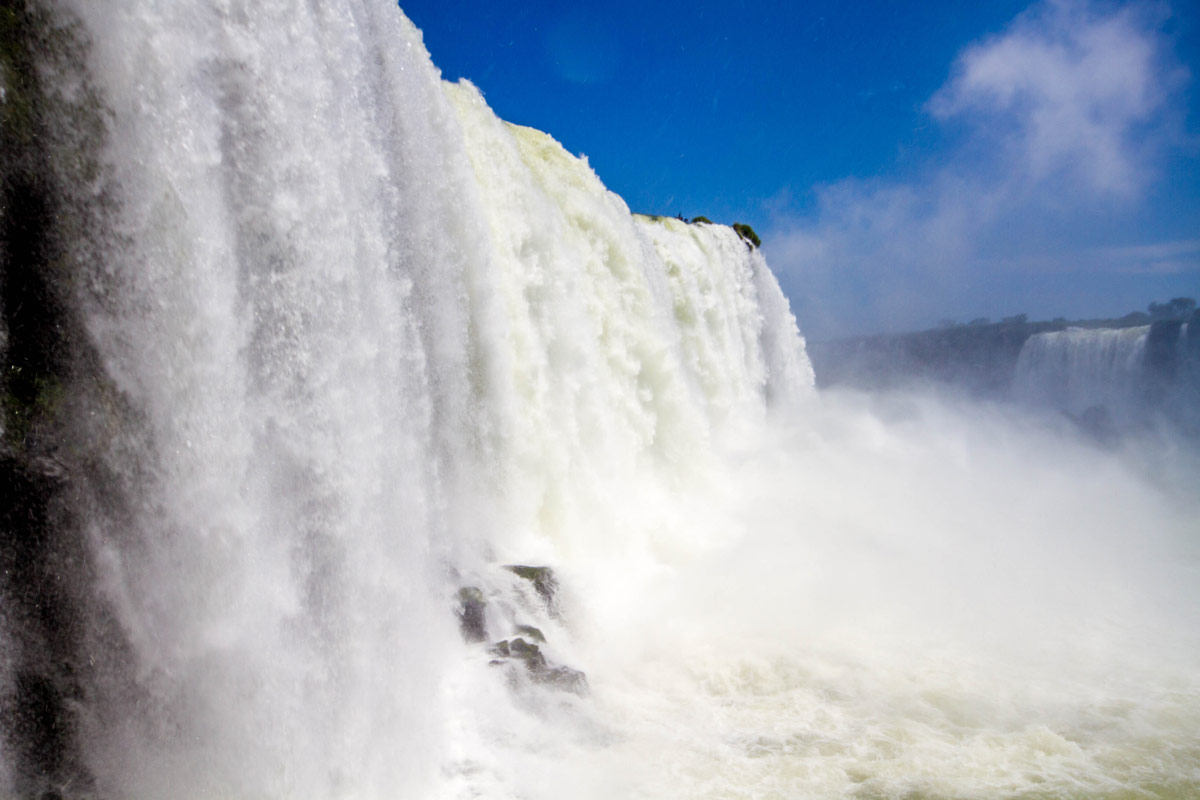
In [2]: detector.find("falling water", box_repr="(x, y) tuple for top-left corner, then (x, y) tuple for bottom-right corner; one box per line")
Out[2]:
(1013, 326), (1150, 421)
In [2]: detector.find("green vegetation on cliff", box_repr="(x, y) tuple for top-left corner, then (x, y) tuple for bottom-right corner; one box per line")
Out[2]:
(732, 222), (761, 249)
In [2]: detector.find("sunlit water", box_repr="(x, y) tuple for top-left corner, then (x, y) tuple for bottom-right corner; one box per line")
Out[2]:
(2, 2), (1197, 799)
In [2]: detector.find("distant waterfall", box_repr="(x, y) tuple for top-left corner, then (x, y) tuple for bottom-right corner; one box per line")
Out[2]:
(1013, 322), (1198, 432)
(1013, 326), (1150, 419)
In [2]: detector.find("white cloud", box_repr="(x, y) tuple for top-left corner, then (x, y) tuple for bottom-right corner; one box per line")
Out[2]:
(928, 0), (1178, 196)
(768, 0), (1192, 340)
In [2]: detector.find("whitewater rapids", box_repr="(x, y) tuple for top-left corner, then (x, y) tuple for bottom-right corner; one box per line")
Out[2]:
(0, 2), (1197, 799)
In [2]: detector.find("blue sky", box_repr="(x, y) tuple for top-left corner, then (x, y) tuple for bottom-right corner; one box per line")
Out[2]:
(399, 0), (1200, 340)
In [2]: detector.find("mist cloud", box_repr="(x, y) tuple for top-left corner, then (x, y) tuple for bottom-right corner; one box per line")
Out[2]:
(768, 0), (1194, 341)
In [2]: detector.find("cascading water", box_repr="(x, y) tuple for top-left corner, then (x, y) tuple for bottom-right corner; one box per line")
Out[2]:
(4, 2), (499, 796)
(1013, 326), (1150, 422)
(2, 3), (1198, 800)
(1014, 322), (1199, 434)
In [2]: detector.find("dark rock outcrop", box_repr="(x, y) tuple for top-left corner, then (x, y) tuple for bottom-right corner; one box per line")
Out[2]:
(513, 624), (545, 643)
(455, 586), (488, 643)
(506, 636), (547, 670)
(503, 564), (559, 616)
(488, 635), (588, 696)
(1, 5), (143, 796)
(537, 664), (589, 695)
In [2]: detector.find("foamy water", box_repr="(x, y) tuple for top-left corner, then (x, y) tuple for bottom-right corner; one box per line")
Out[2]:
(440, 388), (1200, 800)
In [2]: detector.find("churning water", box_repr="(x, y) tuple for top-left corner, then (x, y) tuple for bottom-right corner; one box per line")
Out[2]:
(0, 3), (1197, 799)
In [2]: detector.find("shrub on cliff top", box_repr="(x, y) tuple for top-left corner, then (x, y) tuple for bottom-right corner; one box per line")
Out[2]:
(732, 223), (761, 249)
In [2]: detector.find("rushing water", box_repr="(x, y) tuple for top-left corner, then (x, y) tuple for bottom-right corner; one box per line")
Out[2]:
(1, 3), (1197, 799)
(1014, 323), (1199, 435)
(1014, 327), (1151, 421)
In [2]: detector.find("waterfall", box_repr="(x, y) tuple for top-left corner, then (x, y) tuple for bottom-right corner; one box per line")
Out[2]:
(1014, 323), (1199, 433)
(2, 3), (1198, 800)
(1, 2), (810, 797)
(1013, 326), (1150, 419)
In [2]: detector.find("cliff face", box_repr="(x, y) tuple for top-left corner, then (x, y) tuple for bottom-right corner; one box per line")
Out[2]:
(1, 6), (138, 795)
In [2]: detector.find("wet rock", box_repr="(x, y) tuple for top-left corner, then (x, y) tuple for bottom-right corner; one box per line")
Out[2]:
(503, 565), (558, 614)
(492, 636), (588, 694)
(514, 624), (545, 643)
(455, 586), (487, 643)
(507, 637), (534, 655)
(474, 567), (588, 696)
(537, 665), (589, 696)
(507, 637), (548, 671)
